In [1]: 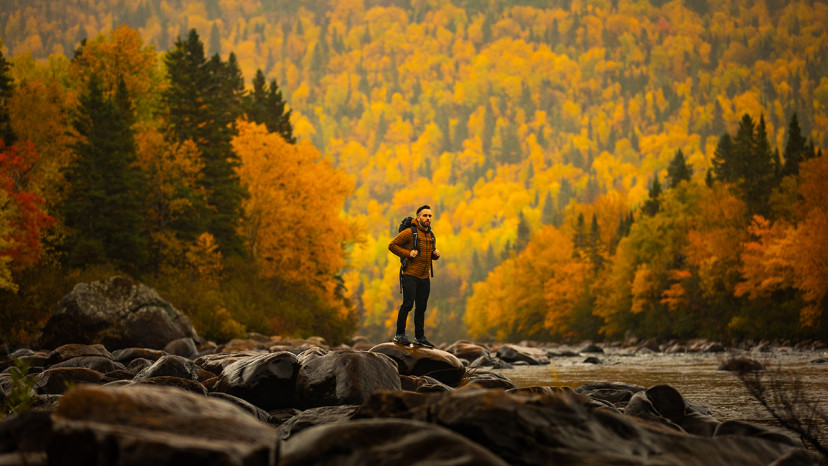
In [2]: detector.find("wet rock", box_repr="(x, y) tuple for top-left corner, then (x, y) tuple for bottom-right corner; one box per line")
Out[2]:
(810, 358), (828, 364)
(296, 347), (329, 365)
(33, 367), (105, 395)
(48, 384), (278, 465)
(278, 405), (359, 440)
(400, 374), (453, 393)
(133, 354), (201, 382)
(718, 357), (766, 372)
(627, 384), (719, 437)
(575, 382), (644, 406)
(469, 355), (513, 370)
(164, 337), (198, 358)
(212, 351), (299, 411)
(39, 277), (199, 350)
(445, 341), (488, 361)
(578, 343), (604, 354)
(126, 357), (153, 374)
(704, 342), (726, 353)
(466, 370), (517, 390)
(369, 343), (465, 386)
(495, 343), (550, 365)
(583, 356), (602, 364)
(103, 370), (135, 381)
(217, 338), (271, 353)
(49, 356), (126, 373)
(194, 351), (261, 375)
(209, 392), (273, 424)
(295, 350), (400, 409)
(279, 418), (508, 466)
(45, 344), (113, 367)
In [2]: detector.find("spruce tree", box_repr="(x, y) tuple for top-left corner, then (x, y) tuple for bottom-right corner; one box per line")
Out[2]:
(62, 76), (148, 271)
(642, 174), (661, 217)
(782, 112), (807, 176)
(712, 133), (734, 182)
(0, 50), (15, 147)
(667, 149), (692, 187)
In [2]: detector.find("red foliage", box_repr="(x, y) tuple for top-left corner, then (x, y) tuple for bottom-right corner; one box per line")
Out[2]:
(0, 141), (55, 267)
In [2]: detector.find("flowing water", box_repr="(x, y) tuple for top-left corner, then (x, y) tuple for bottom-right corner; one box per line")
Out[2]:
(494, 347), (828, 444)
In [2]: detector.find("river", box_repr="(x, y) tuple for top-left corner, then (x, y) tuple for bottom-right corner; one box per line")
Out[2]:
(494, 346), (828, 444)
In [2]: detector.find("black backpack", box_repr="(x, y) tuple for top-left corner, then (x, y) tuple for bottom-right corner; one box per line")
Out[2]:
(397, 216), (435, 292)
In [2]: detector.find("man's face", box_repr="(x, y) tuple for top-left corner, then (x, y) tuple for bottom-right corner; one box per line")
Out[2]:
(417, 209), (433, 228)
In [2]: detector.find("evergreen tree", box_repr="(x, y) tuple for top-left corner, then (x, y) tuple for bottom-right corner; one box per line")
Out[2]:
(667, 149), (692, 187)
(712, 133), (735, 182)
(782, 112), (807, 176)
(62, 76), (148, 271)
(209, 22), (222, 56)
(516, 211), (530, 252)
(642, 174), (661, 216)
(0, 50), (15, 146)
(163, 29), (247, 257)
(243, 69), (295, 143)
(741, 115), (775, 215)
(588, 213), (603, 272)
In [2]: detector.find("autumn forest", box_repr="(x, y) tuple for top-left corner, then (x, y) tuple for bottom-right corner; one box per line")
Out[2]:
(0, 0), (826, 345)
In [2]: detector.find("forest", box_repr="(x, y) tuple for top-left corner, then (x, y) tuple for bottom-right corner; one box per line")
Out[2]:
(0, 0), (826, 344)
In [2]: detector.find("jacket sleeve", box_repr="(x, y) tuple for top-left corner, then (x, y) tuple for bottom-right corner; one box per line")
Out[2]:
(389, 229), (413, 259)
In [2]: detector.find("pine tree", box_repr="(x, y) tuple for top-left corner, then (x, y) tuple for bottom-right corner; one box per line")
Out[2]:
(516, 211), (530, 252)
(712, 133), (735, 182)
(163, 30), (248, 257)
(243, 69), (296, 143)
(0, 50), (15, 147)
(642, 174), (661, 216)
(782, 112), (807, 176)
(62, 76), (148, 271)
(667, 149), (692, 187)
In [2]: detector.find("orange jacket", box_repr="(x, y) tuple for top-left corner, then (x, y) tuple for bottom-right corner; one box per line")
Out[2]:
(388, 218), (438, 279)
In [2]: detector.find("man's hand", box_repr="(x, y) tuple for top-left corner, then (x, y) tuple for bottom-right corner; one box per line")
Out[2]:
(433, 249), (440, 259)
(409, 249), (418, 258)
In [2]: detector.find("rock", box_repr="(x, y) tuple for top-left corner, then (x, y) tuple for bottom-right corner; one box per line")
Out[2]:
(469, 355), (513, 370)
(579, 343), (605, 354)
(495, 344), (550, 365)
(704, 342), (726, 353)
(627, 385), (719, 437)
(126, 358), (153, 374)
(111, 347), (165, 365)
(44, 344), (113, 367)
(209, 392), (273, 424)
(718, 357), (766, 372)
(49, 356), (126, 373)
(369, 343), (465, 386)
(355, 387), (805, 466)
(39, 277), (199, 350)
(583, 356), (602, 364)
(279, 418), (509, 466)
(133, 354), (201, 382)
(0, 410), (53, 454)
(295, 350), (401, 409)
(164, 337), (199, 358)
(103, 370), (134, 381)
(48, 384), (278, 465)
(400, 374), (453, 393)
(445, 341), (488, 361)
(277, 405), (359, 440)
(212, 351), (299, 411)
(466, 371), (517, 390)
(810, 358), (828, 364)
(575, 382), (645, 406)
(194, 351), (261, 374)
(33, 367), (105, 395)
(137, 376), (208, 395)
(714, 420), (801, 447)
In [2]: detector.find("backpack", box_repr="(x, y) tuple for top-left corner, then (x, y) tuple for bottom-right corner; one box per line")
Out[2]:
(397, 216), (435, 292)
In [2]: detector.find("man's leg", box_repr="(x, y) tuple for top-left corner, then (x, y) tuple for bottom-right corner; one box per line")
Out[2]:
(396, 274), (417, 335)
(413, 278), (431, 338)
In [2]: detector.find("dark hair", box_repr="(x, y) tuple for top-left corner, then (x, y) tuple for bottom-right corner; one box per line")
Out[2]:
(416, 205), (431, 215)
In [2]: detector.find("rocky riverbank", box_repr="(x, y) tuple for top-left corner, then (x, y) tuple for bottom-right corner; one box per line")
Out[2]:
(0, 277), (824, 465)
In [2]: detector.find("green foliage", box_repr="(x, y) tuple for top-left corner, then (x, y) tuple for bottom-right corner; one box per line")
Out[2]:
(243, 69), (295, 144)
(3, 359), (35, 416)
(0, 50), (16, 146)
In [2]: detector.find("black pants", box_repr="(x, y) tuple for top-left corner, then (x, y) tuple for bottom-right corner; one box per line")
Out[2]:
(396, 274), (430, 338)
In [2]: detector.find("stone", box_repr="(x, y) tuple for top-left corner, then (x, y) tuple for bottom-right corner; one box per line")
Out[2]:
(33, 368), (105, 395)
(48, 384), (278, 465)
(445, 341), (488, 361)
(44, 344), (113, 367)
(575, 382), (645, 406)
(466, 371), (518, 390)
(279, 418), (509, 466)
(495, 343), (550, 365)
(295, 350), (401, 409)
(628, 384), (720, 437)
(164, 337), (199, 358)
(137, 376), (208, 395)
(194, 351), (261, 375)
(111, 347), (165, 365)
(39, 277), (199, 350)
(209, 392), (273, 424)
(578, 343), (605, 354)
(369, 343), (465, 386)
(583, 356), (602, 364)
(212, 352), (299, 411)
(133, 355), (201, 382)
(277, 405), (359, 440)
(49, 356), (126, 374)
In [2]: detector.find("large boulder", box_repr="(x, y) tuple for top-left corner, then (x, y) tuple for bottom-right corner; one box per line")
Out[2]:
(369, 343), (466, 386)
(279, 418), (508, 466)
(39, 277), (199, 350)
(133, 354), (201, 382)
(211, 352), (300, 410)
(48, 384), (278, 465)
(295, 350), (401, 409)
(626, 384), (719, 436)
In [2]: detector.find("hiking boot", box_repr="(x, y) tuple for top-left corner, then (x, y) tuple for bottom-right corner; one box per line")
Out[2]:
(393, 333), (411, 346)
(413, 336), (434, 348)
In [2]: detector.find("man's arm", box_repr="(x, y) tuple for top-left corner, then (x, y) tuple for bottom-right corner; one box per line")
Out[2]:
(389, 229), (414, 258)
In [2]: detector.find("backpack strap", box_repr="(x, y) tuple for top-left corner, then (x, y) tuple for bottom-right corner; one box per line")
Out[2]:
(430, 231), (435, 277)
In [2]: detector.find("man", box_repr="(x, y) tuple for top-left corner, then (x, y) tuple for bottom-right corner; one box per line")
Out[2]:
(388, 205), (441, 348)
